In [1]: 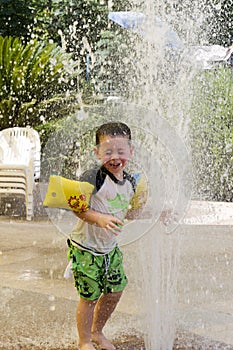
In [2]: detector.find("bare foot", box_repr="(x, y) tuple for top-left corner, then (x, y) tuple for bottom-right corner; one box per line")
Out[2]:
(79, 342), (96, 350)
(92, 332), (116, 350)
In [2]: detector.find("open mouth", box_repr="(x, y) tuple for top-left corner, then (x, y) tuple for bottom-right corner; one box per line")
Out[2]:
(108, 161), (122, 169)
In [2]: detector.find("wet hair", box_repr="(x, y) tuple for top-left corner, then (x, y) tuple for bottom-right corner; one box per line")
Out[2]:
(95, 122), (131, 145)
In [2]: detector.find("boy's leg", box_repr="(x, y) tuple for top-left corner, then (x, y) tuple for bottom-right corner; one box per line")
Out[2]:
(91, 291), (122, 350)
(76, 297), (97, 350)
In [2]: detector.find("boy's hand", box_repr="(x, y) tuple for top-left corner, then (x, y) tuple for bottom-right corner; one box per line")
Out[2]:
(159, 210), (178, 226)
(75, 209), (123, 235)
(96, 213), (124, 235)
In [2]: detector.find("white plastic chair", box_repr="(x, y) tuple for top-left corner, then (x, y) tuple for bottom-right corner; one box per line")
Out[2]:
(0, 127), (41, 220)
(0, 127), (41, 179)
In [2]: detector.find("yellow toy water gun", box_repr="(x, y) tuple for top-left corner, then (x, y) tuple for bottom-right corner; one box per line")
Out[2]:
(43, 175), (94, 212)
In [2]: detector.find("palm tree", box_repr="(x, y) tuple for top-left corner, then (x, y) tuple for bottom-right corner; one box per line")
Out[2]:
(0, 36), (80, 129)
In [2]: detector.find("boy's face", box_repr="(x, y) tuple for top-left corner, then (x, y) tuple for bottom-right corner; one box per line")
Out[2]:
(94, 135), (134, 176)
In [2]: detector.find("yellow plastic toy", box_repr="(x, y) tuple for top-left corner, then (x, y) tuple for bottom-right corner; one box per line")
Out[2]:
(43, 175), (94, 212)
(129, 173), (148, 210)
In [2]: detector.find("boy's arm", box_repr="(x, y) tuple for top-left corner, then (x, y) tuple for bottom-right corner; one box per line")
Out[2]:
(73, 209), (123, 235)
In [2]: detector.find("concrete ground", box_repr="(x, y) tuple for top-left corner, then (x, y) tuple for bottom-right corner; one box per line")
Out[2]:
(0, 200), (233, 349)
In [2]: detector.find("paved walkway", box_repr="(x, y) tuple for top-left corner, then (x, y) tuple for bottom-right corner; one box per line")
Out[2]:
(0, 200), (233, 349)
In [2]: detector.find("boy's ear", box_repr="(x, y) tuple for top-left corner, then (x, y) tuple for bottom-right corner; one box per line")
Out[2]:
(94, 146), (101, 159)
(130, 143), (135, 156)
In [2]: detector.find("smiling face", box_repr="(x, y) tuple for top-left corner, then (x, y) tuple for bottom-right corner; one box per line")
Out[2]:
(94, 135), (134, 179)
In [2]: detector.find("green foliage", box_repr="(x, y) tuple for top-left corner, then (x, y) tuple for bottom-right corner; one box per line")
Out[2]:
(206, 0), (233, 46)
(0, 36), (80, 129)
(46, 0), (108, 60)
(0, 0), (34, 41)
(29, 0), (55, 41)
(0, 0), (58, 42)
(32, 0), (135, 83)
(92, 30), (123, 95)
(91, 24), (139, 97)
(190, 67), (233, 201)
(111, 0), (133, 11)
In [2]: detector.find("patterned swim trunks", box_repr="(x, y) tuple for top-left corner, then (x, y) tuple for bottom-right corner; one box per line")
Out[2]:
(68, 244), (128, 300)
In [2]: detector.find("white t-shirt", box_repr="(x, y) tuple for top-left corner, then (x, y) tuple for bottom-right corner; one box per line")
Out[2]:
(70, 166), (135, 255)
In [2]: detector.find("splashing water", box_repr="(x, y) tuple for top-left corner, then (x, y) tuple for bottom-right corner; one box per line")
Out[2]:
(108, 2), (200, 348)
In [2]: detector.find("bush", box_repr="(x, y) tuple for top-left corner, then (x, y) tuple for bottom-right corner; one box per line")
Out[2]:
(190, 67), (233, 202)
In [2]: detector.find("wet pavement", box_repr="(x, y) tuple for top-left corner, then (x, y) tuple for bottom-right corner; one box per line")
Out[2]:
(0, 200), (233, 349)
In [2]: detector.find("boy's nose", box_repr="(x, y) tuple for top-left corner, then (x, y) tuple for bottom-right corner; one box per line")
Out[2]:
(110, 152), (119, 160)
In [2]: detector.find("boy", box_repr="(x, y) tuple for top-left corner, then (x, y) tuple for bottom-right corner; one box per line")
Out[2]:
(68, 122), (136, 350)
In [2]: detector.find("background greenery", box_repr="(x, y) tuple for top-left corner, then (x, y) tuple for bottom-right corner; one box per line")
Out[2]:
(190, 67), (233, 202)
(0, 36), (80, 130)
(0, 0), (135, 142)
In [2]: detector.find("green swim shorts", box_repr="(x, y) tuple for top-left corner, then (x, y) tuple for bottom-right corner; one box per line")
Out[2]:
(68, 244), (128, 300)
